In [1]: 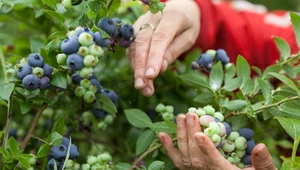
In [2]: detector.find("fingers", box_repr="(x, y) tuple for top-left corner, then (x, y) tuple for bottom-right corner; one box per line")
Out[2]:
(141, 79), (154, 96)
(252, 143), (277, 170)
(158, 132), (184, 169)
(176, 114), (191, 168)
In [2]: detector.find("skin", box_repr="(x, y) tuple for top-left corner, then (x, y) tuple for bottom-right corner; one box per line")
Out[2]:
(127, 0), (200, 96)
(158, 113), (277, 170)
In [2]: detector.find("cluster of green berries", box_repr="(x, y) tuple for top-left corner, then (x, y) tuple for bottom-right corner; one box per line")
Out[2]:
(81, 152), (114, 170)
(81, 109), (114, 130)
(5, 53), (53, 91)
(155, 103), (175, 121)
(188, 105), (256, 168)
(141, 0), (165, 13)
(191, 49), (230, 72)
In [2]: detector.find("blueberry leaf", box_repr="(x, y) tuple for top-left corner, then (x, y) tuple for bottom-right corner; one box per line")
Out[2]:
(276, 117), (300, 140)
(223, 100), (247, 110)
(209, 62), (223, 91)
(280, 156), (300, 170)
(124, 109), (153, 128)
(136, 129), (156, 156)
(107, 0), (121, 16)
(0, 146), (9, 157)
(273, 36), (291, 61)
(236, 55), (250, 85)
(148, 161), (165, 170)
(50, 71), (67, 89)
(258, 79), (271, 102)
(165, 120), (177, 134)
(0, 83), (15, 101)
(42, 10), (64, 24)
(16, 154), (31, 169)
(8, 137), (19, 155)
(48, 132), (63, 146)
(41, 0), (57, 10)
(268, 72), (300, 96)
(290, 12), (300, 47)
(52, 116), (65, 134)
(224, 77), (242, 92)
(94, 94), (117, 115)
(178, 73), (210, 89)
(37, 144), (50, 158)
(193, 90), (214, 104)
(149, 122), (176, 135)
(115, 163), (131, 170)
(20, 101), (30, 114)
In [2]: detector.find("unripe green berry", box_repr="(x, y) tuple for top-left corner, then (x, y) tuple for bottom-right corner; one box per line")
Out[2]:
(81, 164), (91, 170)
(234, 136), (247, 150)
(89, 85), (98, 94)
(5, 68), (17, 78)
(162, 112), (174, 121)
(234, 156), (241, 164)
(155, 103), (165, 113)
(80, 79), (91, 89)
(97, 121), (107, 129)
(17, 129), (25, 137)
(188, 107), (197, 113)
(56, 53), (67, 65)
(165, 105), (174, 113)
(84, 55), (96, 67)
(84, 91), (95, 103)
(203, 105), (215, 116)
(14, 64), (21, 70)
(87, 156), (98, 165)
(199, 115), (215, 127)
(89, 44), (103, 57)
(206, 49), (216, 60)
(211, 134), (221, 143)
(91, 164), (103, 170)
(204, 127), (214, 137)
(148, 5), (159, 13)
(195, 108), (206, 116)
(237, 163), (245, 168)
(29, 154), (36, 165)
(82, 111), (94, 122)
(67, 30), (76, 37)
(79, 67), (94, 78)
(104, 115), (113, 124)
(156, 2), (165, 10)
(209, 122), (220, 134)
(33, 67), (44, 77)
(73, 163), (80, 170)
(20, 58), (28, 65)
(78, 46), (90, 57)
(75, 86), (86, 97)
(218, 122), (226, 137)
(62, 0), (72, 9)
(214, 112), (224, 122)
(222, 140), (235, 153)
(97, 153), (112, 163)
(65, 159), (73, 168)
(236, 150), (246, 158)
(227, 157), (235, 164)
(227, 131), (240, 141)
(78, 33), (94, 46)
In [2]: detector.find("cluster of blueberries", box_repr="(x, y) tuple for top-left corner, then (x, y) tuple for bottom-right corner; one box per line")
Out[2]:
(155, 103), (175, 121)
(80, 152), (114, 170)
(12, 53), (53, 90)
(192, 49), (230, 71)
(188, 105), (256, 168)
(140, 0), (165, 13)
(47, 137), (80, 170)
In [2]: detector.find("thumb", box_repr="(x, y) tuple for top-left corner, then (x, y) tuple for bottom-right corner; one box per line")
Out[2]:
(251, 143), (277, 170)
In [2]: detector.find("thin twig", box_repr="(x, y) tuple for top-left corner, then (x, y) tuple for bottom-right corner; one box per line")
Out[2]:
(1, 94), (13, 149)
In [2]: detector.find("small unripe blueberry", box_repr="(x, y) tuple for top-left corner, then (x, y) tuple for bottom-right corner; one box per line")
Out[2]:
(78, 32), (94, 46)
(89, 44), (103, 57)
(87, 156), (98, 165)
(165, 105), (174, 113)
(79, 67), (94, 78)
(78, 46), (90, 56)
(84, 91), (95, 103)
(195, 109), (206, 116)
(75, 86), (86, 97)
(227, 131), (240, 141)
(56, 53), (67, 65)
(97, 153), (112, 163)
(33, 67), (44, 77)
(234, 136), (247, 150)
(203, 105), (215, 116)
(104, 115), (113, 124)
(214, 112), (224, 122)
(222, 140), (235, 153)
(80, 79), (91, 89)
(204, 127), (214, 137)
(188, 107), (197, 113)
(83, 55), (96, 67)
(199, 115), (215, 127)
(155, 103), (165, 113)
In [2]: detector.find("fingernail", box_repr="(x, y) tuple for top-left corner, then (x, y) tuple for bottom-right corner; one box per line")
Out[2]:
(255, 146), (267, 159)
(145, 67), (155, 77)
(195, 133), (204, 144)
(135, 78), (144, 88)
(158, 133), (165, 142)
(162, 59), (168, 72)
(187, 115), (194, 124)
(143, 87), (151, 95)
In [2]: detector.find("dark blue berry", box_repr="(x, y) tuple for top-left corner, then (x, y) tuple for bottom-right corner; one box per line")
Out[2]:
(88, 72), (97, 80)
(239, 128), (254, 140)
(89, 79), (102, 93)
(97, 18), (118, 35)
(120, 23), (134, 39)
(222, 122), (231, 136)
(197, 53), (212, 68)
(39, 76), (50, 90)
(142, 0), (150, 4)
(112, 18), (122, 24)
(47, 158), (62, 170)
(17, 64), (32, 79)
(62, 137), (70, 147)
(61, 36), (80, 54)
(22, 74), (40, 90)
(119, 38), (131, 48)
(246, 139), (256, 154)
(75, 27), (94, 38)
(94, 31), (113, 47)
(8, 128), (17, 138)
(214, 117), (220, 122)
(43, 64), (53, 78)
(112, 28), (119, 38)
(66, 53), (83, 71)
(71, 73), (83, 84)
(101, 89), (118, 106)
(215, 49), (230, 65)
(51, 145), (67, 161)
(242, 154), (252, 165)
(69, 144), (79, 160)
(72, 0), (82, 6)
(92, 108), (109, 119)
(28, 53), (44, 67)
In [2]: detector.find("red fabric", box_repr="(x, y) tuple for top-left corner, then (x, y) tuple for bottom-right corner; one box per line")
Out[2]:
(162, 0), (299, 70)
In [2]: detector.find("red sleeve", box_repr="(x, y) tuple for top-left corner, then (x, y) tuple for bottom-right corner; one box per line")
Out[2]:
(192, 0), (299, 70)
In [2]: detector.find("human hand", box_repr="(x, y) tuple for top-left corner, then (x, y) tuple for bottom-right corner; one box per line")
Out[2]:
(127, 0), (200, 96)
(158, 113), (277, 170)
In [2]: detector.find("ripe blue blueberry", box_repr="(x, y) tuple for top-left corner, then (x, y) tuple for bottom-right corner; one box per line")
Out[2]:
(62, 137), (70, 147)
(43, 64), (53, 78)
(22, 74), (40, 90)
(97, 18), (118, 35)
(39, 76), (50, 90)
(142, 0), (150, 4)
(246, 139), (256, 154)
(101, 89), (118, 106)
(92, 108), (109, 119)
(89, 79), (102, 93)
(17, 64), (32, 79)
(120, 23), (134, 39)
(112, 18), (122, 24)
(75, 27), (94, 38)
(66, 53), (84, 71)
(239, 128), (254, 140)
(71, 73), (83, 84)
(242, 154), (252, 165)
(69, 144), (79, 160)
(197, 53), (212, 68)
(51, 145), (67, 161)
(61, 36), (80, 54)
(222, 122), (231, 136)
(47, 158), (62, 170)
(94, 31), (113, 47)
(215, 49), (230, 65)
(28, 53), (44, 67)
(119, 38), (131, 48)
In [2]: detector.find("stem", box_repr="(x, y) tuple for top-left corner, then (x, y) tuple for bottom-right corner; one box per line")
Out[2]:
(0, 47), (6, 83)
(20, 92), (56, 150)
(291, 137), (300, 163)
(129, 137), (177, 170)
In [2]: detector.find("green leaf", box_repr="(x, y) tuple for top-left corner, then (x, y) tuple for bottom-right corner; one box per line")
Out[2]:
(223, 77), (242, 92)
(209, 62), (223, 91)
(52, 117), (65, 134)
(8, 137), (19, 155)
(30, 37), (46, 53)
(20, 101), (30, 114)
(223, 100), (247, 110)
(42, 0), (57, 10)
(16, 155), (30, 169)
(281, 156), (300, 170)
(268, 72), (300, 96)
(193, 90), (214, 104)
(258, 79), (271, 101)
(61, 137), (72, 170)
(252, 66), (262, 76)
(48, 132), (63, 146)
(0, 147), (9, 157)
(273, 36), (291, 61)
(236, 55), (250, 85)
(94, 94), (117, 115)
(227, 115), (248, 131)
(124, 109), (153, 128)
(115, 163), (131, 170)
(262, 65), (281, 79)
(37, 144), (50, 158)
(43, 10), (64, 23)
(136, 130), (156, 156)
(107, 0), (121, 16)
(149, 122), (176, 135)
(50, 71), (67, 89)
(241, 78), (253, 95)
(88, 1), (102, 13)
(148, 161), (165, 170)
(165, 120), (177, 134)
(290, 12), (300, 47)
(178, 73), (210, 89)
(283, 64), (297, 79)
(0, 83), (15, 101)
(281, 103), (300, 119)
(276, 139), (293, 149)
(224, 63), (236, 83)
(276, 117), (300, 139)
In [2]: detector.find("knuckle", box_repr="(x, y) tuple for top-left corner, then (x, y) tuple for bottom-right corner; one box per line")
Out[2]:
(191, 158), (201, 166)
(135, 34), (150, 45)
(167, 48), (180, 61)
(177, 135), (186, 142)
(152, 31), (170, 42)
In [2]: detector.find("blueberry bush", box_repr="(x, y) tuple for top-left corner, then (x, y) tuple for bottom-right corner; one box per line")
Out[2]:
(0, 0), (300, 170)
